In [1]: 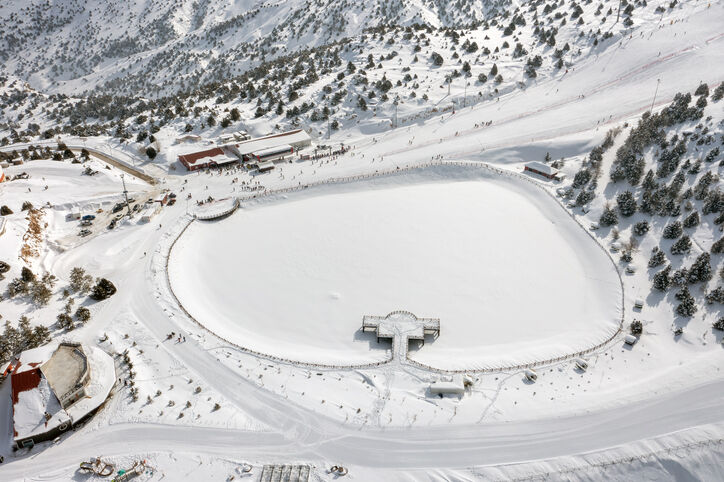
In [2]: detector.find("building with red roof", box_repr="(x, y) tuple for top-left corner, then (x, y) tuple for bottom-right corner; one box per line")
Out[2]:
(3, 342), (116, 449)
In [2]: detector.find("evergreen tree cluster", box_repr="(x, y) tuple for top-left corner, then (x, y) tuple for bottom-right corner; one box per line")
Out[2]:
(675, 286), (697, 317)
(0, 317), (51, 366)
(648, 247), (666, 268)
(90, 278), (117, 300)
(609, 91), (705, 186)
(670, 235), (692, 255)
(633, 220), (649, 236)
(705, 286), (724, 305)
(652, 265), (671, 291)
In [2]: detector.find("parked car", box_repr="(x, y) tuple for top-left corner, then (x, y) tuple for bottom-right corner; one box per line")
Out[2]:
(108, 219), (117, 230)
(80, 219), (93, 227)
(81, 214), (96, 221)
(168, 198), (177, 206)
(112, 203), (125, 214)
(78, 229), (92, 237)
(169, 192), (177, 199)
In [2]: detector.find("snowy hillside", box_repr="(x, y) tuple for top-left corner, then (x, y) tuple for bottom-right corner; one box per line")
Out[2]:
(2, 0), (707, 150)
(0, 0), (509, 97)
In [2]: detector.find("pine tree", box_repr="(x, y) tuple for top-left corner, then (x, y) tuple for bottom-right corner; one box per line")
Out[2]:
(642, 170), (657, 190)
(90, 278), (117, 301)
(675, 286), (697, 317)
(687, 252), (713, 284)
(705, 286), (724, 304)
(616, 191), (637, 217)
(599, 205), (618, 227)
(662, 221), (683, 239)
(620, 250), (633, 263)
(670, 235), (692, 255)
(572, 168), (591, 188)
(75, 306), (91, 322)
(633, 220), (650, 236)
(683, 211), (700, 228)
(648, 247), (666, 268)
(712, 237), (724, 254)
(671, 268), (689, 287)
(57, 313), (74, 330)
(714, 317), (724, 331)
(652, 265), (671, 291)
(694, 82), (709, 97)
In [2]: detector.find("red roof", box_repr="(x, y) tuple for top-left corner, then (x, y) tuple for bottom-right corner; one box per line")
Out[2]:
(11, 368), (42, 404)
(178, 147), (225, 166)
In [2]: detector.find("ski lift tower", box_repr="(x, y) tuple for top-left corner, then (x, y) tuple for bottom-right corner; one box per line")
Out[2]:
(120, 174), (132, 217)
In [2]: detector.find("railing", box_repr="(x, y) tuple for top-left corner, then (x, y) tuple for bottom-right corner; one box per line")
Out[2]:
(196, 198), (240, 220)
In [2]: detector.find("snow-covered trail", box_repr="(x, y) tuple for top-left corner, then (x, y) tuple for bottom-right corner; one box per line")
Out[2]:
(1, 378), (721, 479)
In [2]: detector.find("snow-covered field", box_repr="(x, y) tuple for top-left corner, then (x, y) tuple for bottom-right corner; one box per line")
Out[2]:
(0, 2), (723, 481)
(170, 166), (621, 368)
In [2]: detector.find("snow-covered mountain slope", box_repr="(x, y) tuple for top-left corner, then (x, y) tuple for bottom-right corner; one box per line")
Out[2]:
(2, 0), (707, 148)
(0, 0), (509, 97)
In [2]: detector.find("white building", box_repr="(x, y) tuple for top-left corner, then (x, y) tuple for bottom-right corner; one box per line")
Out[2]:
(429, 374), (465, 395)
(229, 129), (312, 160)
(524, 161), (560, 180)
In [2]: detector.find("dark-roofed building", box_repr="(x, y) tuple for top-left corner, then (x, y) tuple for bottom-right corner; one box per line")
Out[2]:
(178, 147), (239, 171)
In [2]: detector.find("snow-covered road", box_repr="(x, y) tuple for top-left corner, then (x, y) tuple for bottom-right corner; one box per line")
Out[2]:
(2, 376), (721, 478)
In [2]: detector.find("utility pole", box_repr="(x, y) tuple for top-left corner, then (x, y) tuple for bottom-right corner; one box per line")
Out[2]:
(650, 78), (661, 113)
(616, 0), (623, 23)
(120, 174), (131, 217)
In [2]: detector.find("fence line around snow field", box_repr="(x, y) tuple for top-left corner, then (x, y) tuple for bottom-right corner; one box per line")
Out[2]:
(165, 161), (626, 373)
(161, 215), (394, 371)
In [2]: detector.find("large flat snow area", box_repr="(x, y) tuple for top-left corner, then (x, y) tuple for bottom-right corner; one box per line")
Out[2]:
(170, 168), (621, 368)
